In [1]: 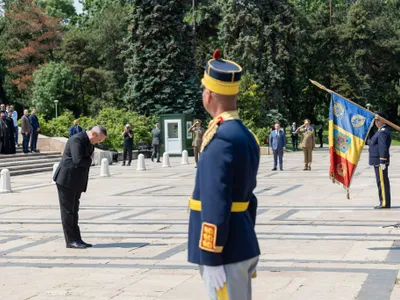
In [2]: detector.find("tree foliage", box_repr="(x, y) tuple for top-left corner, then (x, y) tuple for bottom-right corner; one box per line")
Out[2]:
(31, 61), (74, 117)
(5, 0), (63, 96)
(123, 0), (200, 116)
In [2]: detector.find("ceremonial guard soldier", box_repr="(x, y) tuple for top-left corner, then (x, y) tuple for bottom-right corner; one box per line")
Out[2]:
(369, 112), (392, 209)
(188, 50), (261, 300)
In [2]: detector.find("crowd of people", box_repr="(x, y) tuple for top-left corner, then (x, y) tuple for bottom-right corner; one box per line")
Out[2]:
(0, 104), (40, 154)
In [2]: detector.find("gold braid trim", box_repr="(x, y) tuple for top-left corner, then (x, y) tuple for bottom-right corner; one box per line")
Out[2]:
(200, 111), (240, 152)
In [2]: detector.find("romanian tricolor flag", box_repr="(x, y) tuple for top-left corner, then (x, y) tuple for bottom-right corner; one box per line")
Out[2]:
(329, 93), (375, 198)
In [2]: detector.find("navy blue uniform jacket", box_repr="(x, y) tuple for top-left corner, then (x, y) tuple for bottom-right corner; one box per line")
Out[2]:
(188, 117), (261, 266)
(369, 124), (391, 166)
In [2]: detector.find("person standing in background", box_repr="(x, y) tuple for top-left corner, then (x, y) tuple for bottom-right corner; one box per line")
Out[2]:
(188, 119), (204, 167)
(318, 124), (324, 148)
(6, 111), (16, 154)
(269, 123), (286, 171)
(9, 105), (18, 146)
(20, 109), (32, 154)
(296, 119), (315, 171)
(291, 122), (298, 151)
(122, 124), (134, 166)
(29, 108), (40, 152)
(151, 123), (162, 163)
(69, 120), (83, 137)
(0, 110), (11, 154)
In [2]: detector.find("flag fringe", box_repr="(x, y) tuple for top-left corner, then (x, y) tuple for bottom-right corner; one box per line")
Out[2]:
(329, 173), (351, 200)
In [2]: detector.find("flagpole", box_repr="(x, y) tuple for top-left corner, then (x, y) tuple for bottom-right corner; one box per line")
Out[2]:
(310, 80), (400, 131)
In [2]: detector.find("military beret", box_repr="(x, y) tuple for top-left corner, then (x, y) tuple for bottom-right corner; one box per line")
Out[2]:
(201, 49), (243, 95)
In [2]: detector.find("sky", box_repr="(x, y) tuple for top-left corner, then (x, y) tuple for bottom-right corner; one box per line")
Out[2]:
(73, 0), (83, 14)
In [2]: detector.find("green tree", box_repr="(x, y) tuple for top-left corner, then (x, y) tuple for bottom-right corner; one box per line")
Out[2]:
(0, 14), (7, 103)
(35, 0), (76, 20)
(4, 0), (63, 102)
(124, 0), (200, 116)
(220, 0), (301, 117)
(31, 61), (74, 117)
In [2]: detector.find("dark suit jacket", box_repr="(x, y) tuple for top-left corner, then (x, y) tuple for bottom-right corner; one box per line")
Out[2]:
(53, 132), (94, 193)
(69, 125), (83, 137)
(151, 128), (162, 145)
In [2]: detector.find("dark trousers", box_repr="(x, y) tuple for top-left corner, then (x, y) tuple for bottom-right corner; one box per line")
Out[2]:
(123, 146), (133, 164)
(31, 130), (38, 151)
(273, 148), (284, 169)
(56, 184), (82, 244)
(291, 136), (298, 151)
(194, 146), (200, 164)
(152, 144), (160, 162)
(374, 165), (391, 208)
(22, 133), (30, 153)
(318, 134), (323, 147)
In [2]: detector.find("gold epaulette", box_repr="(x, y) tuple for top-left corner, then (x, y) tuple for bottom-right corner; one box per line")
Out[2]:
(200, 111), (240, 152)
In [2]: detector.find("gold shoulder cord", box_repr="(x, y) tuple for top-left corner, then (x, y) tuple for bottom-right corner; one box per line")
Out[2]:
(200, 111), (240, 152)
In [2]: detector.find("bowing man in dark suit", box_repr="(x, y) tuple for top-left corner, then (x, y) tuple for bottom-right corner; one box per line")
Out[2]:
(54, 126), (107, 249)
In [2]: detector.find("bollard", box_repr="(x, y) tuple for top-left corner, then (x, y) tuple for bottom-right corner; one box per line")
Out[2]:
(100, 158), (110, 177)
(136, 154), (146, 171)
(52, 163), (59, 184)
(181, 150), (189, 165)
(0, 169), (12, 193)
(162, 152), (171, 168)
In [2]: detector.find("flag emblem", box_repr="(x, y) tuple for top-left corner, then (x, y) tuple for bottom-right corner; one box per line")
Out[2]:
(351, 115), (366, 128)
(336, 163), (347, 177)
(334, 130), (351, 153)
(333, 102), (345, 117)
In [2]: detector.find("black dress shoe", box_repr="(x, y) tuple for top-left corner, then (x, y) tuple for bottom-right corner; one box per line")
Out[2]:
(374, 205), (390, 209)
(66, 241), (87, 249)
(271, 168), (277, 171)
(280, 168), (283, 171)
(80, 240), (93, 247)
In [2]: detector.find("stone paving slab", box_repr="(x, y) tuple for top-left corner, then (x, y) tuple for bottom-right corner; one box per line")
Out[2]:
(1, 148), (400, 299)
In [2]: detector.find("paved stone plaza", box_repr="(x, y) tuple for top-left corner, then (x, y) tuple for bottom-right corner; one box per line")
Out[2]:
(1, 147), (400, 300)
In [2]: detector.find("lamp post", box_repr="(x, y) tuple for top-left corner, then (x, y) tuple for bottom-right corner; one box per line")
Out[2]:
(54, 99), (59, 118)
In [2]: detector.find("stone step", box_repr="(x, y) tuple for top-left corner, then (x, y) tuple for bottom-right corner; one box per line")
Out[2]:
(2, 161), (59, 172)
(9, 166), (54, 177)
(0, 157), (62, 168)
(0, 152), (61, 161)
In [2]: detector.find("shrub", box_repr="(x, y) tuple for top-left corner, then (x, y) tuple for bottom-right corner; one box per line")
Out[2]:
(38, 108), (155, 151)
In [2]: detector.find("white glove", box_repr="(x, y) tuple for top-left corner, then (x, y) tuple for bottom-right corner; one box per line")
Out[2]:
(202, 265), (226, 291)
(380, 164), (386, 171)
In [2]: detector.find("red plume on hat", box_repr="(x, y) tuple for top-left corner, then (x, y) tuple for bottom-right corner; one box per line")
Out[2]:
(213, 49), (221, 60)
